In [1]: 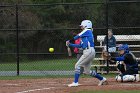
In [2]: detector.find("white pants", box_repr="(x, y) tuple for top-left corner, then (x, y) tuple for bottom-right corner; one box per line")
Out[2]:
(104, 46), (116, 52)
(115, 74), (140, 82)
(75, 47), (95, 74)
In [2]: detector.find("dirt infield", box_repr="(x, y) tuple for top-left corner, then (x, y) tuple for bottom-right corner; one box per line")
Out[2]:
(0, 78), (140, 93)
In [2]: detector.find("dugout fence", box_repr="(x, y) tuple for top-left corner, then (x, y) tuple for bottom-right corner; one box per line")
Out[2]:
(0, 0), (140, 76)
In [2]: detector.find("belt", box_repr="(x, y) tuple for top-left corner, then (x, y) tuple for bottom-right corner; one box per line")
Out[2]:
(83, 47), (94, 50)
(83, 47), (89, 50)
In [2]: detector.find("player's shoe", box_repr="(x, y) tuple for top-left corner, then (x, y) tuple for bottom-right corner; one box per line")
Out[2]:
(68, 82), (79, 87)
(98, 77), (107, 86)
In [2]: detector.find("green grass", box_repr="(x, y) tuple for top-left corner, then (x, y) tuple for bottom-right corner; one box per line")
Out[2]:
(76, 90), (140, 93)
(0, 58), (99, 71)
(0, 76), (47, 80)
(0, 58), (77, 71)
(0, 74), (115, 80)
(0, 75), (73, 80)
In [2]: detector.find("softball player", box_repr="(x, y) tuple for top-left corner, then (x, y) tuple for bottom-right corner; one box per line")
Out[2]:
(111, 44), (139, 82)
(66, 20), (107, 87)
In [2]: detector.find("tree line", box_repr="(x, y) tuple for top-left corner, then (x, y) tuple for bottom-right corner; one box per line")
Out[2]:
(0, 0), (140, 61)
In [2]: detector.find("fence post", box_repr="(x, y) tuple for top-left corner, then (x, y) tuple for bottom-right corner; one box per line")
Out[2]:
(106, 0), (109, 74)
(16, 4), (19, 76)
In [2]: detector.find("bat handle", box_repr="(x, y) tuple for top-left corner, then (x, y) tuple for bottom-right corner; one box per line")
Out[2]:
(67, 47), (72, 56)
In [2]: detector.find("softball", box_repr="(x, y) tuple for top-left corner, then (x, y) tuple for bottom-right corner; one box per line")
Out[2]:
(49, 48), (54, 52)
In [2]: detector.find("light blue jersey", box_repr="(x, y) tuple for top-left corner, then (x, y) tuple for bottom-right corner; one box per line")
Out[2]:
(69, 29), (94, 49)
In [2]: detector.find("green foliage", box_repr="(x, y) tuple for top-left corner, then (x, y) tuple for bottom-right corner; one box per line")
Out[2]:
(0, 0), (42, 62)
(0, 0), (32, 4)
(25, 0), (104, 53)
(0, 0), (140, 62)
(109, 3), (140, 27)
(31, 0), (62, 3)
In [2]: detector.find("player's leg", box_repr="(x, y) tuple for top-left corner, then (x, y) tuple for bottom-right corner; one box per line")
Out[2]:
(90, 70), (107, 86)
(116, 62), (126, 74)
(91, 48), (107, 85)
(69, 52), (83, 86)
(116, 74), (135, 82)
(116, 67), (139, 82)
(84, 61), (105, 81)
(116, 74), (139, 82)
(76, 53), (82, 61)
(79, 48), (95, 74)
(84, 48), (107, 86)
(74, 52), (90, 81)
(134, 74), (140, 82)
(68, 54), (86, 87)
(116, 62), (127, 82)
(68, 48), (94, 87)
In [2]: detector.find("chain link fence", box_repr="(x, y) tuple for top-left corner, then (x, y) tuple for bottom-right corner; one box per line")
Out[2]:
(0, 1), (140, 76)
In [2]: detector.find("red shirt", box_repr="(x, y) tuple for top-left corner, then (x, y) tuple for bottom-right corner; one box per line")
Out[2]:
(74, 38), (81, 53)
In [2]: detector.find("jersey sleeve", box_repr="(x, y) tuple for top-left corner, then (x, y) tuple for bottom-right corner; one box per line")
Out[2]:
(111, 56), (125, 61)
(74, 29), (90, 40)
(115, 56), (125, 61)
(74, 35), (80, 40)
(69, 43), (82, 48)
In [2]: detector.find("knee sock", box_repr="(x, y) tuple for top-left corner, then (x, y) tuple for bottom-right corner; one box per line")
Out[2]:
(94, 73), (103, 80)
(90, 70), (103, 80)
(74, 73), (80, 83)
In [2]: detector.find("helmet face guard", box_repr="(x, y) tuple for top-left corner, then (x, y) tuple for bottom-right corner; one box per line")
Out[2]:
(118, 44), (129, 53)
(80, 20), (92, 29)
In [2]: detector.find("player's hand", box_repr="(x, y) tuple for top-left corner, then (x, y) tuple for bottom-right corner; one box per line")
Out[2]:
(66, 40), (70, 47)
(101, 51), (111, 60)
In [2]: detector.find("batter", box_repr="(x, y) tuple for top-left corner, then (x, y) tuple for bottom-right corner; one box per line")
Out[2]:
(66, 20), (107, 87)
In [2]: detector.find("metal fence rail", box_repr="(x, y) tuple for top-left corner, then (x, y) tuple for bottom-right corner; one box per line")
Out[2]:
(0, 1), (140, 76)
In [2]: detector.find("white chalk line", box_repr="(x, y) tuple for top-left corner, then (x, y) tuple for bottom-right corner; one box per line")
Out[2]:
(116, 83), (140, 86)
(16, 87), (55, 93)
(0, 83), (21, 87)
(4, 83), (19, 86)
(63, 84), (82, 86)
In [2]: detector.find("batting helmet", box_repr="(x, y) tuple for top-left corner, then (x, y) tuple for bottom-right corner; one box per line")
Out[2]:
(80, 20), (92, 29)
(118, 44), (129, 53)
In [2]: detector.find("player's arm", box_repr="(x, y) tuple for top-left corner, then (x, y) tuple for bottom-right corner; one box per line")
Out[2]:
(69, 43), (82, 48)
(69, 29), (88, 43)
(69, 35), (80, 43)
(111, 56), (125, 61)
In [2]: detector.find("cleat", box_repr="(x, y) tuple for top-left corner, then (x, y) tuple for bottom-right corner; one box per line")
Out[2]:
(98, 77), (107, 86)
(68, 82), (79, 87)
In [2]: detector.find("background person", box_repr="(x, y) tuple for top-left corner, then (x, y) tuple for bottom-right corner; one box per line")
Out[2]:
(73, 32), (83, 60)
(103, 29), (116, 53)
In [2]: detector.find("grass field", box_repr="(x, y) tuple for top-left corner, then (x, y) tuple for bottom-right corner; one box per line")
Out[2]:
(0, 58), (99, 71)
(0, 58), (76, 71)
(0, 73), (116, 80)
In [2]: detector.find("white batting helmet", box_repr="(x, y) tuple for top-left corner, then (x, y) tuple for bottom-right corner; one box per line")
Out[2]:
(80, 20), (92, 29)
